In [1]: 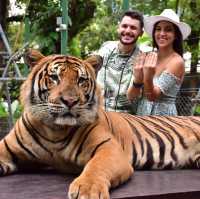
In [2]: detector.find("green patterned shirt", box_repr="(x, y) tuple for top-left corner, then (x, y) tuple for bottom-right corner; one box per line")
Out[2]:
(96, 41), (140, 114)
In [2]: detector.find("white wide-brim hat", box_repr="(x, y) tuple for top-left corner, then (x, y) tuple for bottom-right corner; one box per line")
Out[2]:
(144, 9), (191, 40)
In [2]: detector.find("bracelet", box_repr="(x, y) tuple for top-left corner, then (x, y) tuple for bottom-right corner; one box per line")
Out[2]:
(132, 81), (143, 88)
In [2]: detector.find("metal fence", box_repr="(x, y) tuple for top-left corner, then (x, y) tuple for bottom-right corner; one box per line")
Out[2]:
(0, 118), (9, 139)
(176, 88), (200, 116)
(176, 94), (195, 116)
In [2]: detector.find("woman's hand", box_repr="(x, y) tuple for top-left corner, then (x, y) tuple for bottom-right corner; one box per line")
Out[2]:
(133, 52), (146, 83)
(143, 52), (158, 83)
(127, 52), (146, 101)
(143, 51), (159, 101)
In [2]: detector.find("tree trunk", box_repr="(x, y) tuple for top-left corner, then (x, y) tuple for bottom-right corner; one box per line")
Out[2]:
(187, 32), (200, 74)
(175, 0), (180, 13)
(0, 0), (9, 68)
(187, 0), (200, 74)
(0, 0), (8, 30)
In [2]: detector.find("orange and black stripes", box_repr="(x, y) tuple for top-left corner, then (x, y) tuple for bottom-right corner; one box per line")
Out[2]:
(122, 115), (145, 156)
(21, 114), (53, 156)
(150, 116), (188, 149)
(57, 126), (81, 151)
(14, 128), (37, 159)
(104, 113), (200, 169)
(136, 116), (177, 163)
(3, 139), (18, 167)
(90, 138), (112, 158)
(74, 124), (98, 162)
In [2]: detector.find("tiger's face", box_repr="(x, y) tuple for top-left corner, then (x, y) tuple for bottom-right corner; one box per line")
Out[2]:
(21, 49), (103, 127)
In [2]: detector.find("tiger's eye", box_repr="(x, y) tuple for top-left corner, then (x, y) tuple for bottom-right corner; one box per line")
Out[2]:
(78, 76), (87, 84)
(49, 74), (58, 81)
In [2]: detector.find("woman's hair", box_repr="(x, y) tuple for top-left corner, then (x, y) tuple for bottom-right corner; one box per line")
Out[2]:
(152, 21), (183, 57)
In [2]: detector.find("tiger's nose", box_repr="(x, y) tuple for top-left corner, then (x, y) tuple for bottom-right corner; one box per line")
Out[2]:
(60, 96), (79, 108)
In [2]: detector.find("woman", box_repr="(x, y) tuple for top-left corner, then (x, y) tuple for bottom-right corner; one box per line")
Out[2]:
(127, 9), (191, 115)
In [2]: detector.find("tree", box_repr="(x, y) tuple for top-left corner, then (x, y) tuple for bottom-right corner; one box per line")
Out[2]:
(5, 0), (200, 73)
(11, 0), (96, 54)
(183, 0), (200, 74)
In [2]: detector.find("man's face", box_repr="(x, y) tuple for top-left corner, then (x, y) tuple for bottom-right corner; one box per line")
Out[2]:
(118, 16), (143, 45)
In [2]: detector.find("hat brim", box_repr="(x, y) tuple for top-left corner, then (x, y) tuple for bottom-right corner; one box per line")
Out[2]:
(144, 15), (191, 40)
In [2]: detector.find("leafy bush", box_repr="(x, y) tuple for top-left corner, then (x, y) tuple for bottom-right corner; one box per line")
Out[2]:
(0, 99), (22, 122)
(194, 105), (200, 116)
(0, 99), (8, 118)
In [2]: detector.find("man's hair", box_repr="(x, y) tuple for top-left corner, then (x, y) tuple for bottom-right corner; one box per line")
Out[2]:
(120, 10), (144, 29)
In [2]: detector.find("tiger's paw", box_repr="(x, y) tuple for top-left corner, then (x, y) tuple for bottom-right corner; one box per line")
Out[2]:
(0, 161), (17, 176)
(68, 176), (110, 199)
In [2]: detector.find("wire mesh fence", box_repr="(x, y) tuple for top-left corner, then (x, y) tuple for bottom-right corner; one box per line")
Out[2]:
(176, 88), (200, 116)
(0, 118), (10, 139)
(176, 94), (194, 115)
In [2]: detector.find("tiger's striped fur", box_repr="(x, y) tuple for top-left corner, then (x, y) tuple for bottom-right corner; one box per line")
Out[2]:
(0, 49), (199, 199)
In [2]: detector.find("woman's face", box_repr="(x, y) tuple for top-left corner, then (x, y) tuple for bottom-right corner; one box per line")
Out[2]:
(154, 21), (176, 48)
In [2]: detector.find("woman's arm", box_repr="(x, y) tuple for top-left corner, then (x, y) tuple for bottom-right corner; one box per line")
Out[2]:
(143, 53), (184, 101)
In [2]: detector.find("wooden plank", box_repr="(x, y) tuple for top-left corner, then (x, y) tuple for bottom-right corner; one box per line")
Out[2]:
(0, 170), (199, 199)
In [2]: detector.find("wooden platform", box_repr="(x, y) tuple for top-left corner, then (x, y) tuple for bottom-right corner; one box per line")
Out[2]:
(0, 169), (199, 199)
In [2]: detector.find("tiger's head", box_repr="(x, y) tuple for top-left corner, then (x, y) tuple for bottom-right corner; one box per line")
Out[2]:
(20, 49), (103, 127)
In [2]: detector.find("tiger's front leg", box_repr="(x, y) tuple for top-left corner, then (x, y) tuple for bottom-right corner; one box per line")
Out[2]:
(0, 138), (18, 176)
(68, 138), (133, 199)
(0, 122), (26, 176)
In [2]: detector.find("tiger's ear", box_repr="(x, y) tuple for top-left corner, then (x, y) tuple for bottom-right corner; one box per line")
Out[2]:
(85, 55), (103, 75)
(24, 49), (45, 68)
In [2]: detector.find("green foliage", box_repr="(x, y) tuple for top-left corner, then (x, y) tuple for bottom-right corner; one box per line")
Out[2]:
(194, 105), (200, 116)
(181, 0), (200, 72)
(10, 0), (200, 63)
(14, 0), (97, 55)
(26, 0), (61, 54)
(73, 0), (121, 57)
(0, 99), (22, 121)
(7, 22), (24, 51)
(12, 100), (23, 121)
(0, 99), (8, 118)
(68, 38), (81, 57)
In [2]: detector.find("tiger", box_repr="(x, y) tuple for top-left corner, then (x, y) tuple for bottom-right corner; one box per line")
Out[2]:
(0, 49), (199, 199)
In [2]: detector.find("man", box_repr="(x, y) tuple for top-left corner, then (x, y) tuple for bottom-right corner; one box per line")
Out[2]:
(96, 10), (144, 114)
